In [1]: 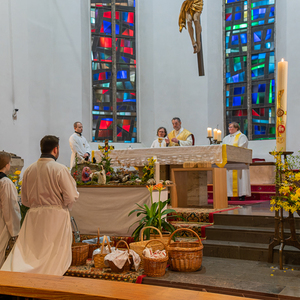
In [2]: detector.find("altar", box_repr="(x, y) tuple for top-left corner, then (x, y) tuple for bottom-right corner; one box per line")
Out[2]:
(94, 144), (252, 209)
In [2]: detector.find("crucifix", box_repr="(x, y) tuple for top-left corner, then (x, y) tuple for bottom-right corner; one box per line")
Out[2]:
(179, 0), (205, 76)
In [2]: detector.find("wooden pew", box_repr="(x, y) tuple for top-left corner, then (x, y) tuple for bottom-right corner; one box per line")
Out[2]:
(0, 271), (257, 300)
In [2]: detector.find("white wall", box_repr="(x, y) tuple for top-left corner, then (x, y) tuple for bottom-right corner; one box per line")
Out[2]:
(0, 0), (91, 170)
(1, 0), (299, 171)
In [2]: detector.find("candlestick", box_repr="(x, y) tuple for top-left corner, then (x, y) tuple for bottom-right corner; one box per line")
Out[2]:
(213, 128), (218, 140)
(207, 127), (212, 138)
(217, 130), (222, 142)
(276, 58), (288, 152)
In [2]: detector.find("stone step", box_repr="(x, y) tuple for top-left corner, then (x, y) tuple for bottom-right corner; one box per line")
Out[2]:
(213, 213), (300, 228)
(205, 224), (300, 244)
(202, 239), (300, 265)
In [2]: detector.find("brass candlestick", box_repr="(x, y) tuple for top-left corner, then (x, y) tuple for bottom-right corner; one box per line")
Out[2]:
(207, 136), (221, 145)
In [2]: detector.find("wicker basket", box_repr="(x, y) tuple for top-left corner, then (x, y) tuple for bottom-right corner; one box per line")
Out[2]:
(87, 228), (101, 259)
(129, 226), (166, 269)
(107, 240), (132, 273)
(142, 240), (168, 277)
(71, 242), (89, 266)
(167, 228), (203, 272)
(94, 234), (111, 269)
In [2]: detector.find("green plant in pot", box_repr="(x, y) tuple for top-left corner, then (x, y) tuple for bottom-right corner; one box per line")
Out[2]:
(128, 183), (181, 241)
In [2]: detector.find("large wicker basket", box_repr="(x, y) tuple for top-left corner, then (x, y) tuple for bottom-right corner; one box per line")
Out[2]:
(167, 228), (203, 272)
(129, 226), (166, 269)
(107, 240), (133, 273)
(71, 242), (89, 266)
(94, 234), (111, 269)
(142, 240), (168, 277)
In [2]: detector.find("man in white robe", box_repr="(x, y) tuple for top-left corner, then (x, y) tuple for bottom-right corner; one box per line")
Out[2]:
(2, 136), (79, 275)
(166, 117), (194, 147)
(69, 122), (91, 168)
(0, 152), (21, 267)
(223, 122), (251, 200)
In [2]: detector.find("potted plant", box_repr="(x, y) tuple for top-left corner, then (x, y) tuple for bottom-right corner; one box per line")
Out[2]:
(128, 183), (181, 241)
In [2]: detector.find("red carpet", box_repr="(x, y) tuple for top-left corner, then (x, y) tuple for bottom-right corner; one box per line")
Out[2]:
(208, 199), (268, 206)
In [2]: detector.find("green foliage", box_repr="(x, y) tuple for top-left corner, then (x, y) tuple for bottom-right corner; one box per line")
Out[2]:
(128, 198), (181, 241)
(142, 157), (155, 183)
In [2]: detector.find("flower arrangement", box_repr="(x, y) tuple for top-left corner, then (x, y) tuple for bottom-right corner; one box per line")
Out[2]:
(98, 140), (114, 175)
(270, 151), (300, 214)
(8, 169), (22, 195)
(128, 183), (180, 241)
(142, 157), (156, 183)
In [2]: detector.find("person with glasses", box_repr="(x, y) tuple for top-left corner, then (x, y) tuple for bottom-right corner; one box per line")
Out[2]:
(151, 127), (169, 148)
(223, 122), (251, 201)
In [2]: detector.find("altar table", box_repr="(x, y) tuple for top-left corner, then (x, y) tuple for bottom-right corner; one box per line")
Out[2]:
(94, 145), (252, 209)
(70, 186), (168, 236)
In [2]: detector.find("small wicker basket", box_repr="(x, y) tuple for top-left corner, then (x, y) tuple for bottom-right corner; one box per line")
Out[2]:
(87, 228), (101, 259)
(71, 242), (89, 266)
(167, 228), (203, 272)
(142, 240), (168, 277)
(129, 226), (166, 269)
(94, 234), (111, 269)
(107, 240), (132, 273)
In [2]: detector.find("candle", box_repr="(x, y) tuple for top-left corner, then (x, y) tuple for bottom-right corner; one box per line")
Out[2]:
(207, 127), (212, 138)
(276, 58), (288, 152)
(217, 130), (222, 142)
(91, 150), (95, 162)
(213, 128), (218, 140)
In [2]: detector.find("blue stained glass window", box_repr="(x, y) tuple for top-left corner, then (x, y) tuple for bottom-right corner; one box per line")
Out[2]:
(240, 33), (247, 44)
(252, 93), (258, 104)
(234, 62), (242, 71)
(117, 70), (127, 79)
(232, 35), (239, 45)
(269, 63), (274, 74)
(235, 13), (241, 20)
(233, 96), (242, 106)
(253, 31), (262, 42)
(103, 21), (112, 34)
(94, 105), (100, 110)
(254, 45), (261, 50)
(265, 29), (272, 40)
(265, 42), (271, 49)
(236, 6), (241, 11)
(234, 87), (245, 95)
(258, 84), (266, 92)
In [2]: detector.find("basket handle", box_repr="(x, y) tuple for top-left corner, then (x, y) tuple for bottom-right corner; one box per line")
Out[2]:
(97, 228), (100, 247)
(144, 239), (166, 251)
(167, 228), (202, 246)
(115, 240), (130, 254)
(100, 235), (111, 254)
(140, 226), (163, 241)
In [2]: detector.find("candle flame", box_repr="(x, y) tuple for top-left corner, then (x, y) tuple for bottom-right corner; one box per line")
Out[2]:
(281, 58), (284, 62)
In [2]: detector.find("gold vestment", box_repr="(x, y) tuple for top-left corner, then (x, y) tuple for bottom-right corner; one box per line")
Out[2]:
(178, 0), (204, 32)
(168, 129), (192, 147)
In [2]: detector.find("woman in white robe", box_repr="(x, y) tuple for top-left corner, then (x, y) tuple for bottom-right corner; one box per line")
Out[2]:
(151, 127), (169, 148)
(0, 152), (21, 268)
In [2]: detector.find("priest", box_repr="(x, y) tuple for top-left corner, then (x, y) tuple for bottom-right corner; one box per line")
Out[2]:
(223, 122), (251, 201)
(166, 117), (194, 147)
(69, 121), (91, 168)
(0, 152), (21, 268)
(2, 136), (79, 275)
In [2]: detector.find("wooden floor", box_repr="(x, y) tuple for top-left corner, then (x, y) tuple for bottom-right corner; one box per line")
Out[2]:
(0, 271), (258, 300)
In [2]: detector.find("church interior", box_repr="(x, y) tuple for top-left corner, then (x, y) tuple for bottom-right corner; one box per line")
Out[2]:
(1, 0), (300, 299)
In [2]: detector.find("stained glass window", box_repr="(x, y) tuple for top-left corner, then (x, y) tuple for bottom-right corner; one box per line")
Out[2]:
(91, 0), (137, 143)
(224, 0), (276, 140)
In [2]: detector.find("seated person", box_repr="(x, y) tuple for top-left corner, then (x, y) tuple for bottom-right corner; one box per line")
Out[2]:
(166, 117), (193, 146)
(151, 127), (169, 148)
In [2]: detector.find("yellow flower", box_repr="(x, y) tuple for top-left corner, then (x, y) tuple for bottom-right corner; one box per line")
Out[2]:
(14, 170), (21, 175)
(295, 173), (300, 181)
(296, 188), (300, 197)
(146, 185), (154, 192)
(291, 194), (298, 201)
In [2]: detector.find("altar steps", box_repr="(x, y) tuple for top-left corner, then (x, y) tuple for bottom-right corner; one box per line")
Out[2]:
(208, 183), (276, 201)
(202, 210), (300, 265)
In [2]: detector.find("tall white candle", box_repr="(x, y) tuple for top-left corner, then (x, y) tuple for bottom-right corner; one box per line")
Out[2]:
(217, 130), (222, 142)
(213, 128), (218, 140)
(276, 58), (288, 152)
(207, 127), (212, 138)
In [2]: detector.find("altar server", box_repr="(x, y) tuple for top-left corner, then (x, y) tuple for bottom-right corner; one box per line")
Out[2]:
(2, 136), (79, 275)
(223, 122), (251, 200)
(151, 127), (169, 148)
(166, 117), (194, 146)
(0, 152), (21, 268)
(69, 121), (91, 168)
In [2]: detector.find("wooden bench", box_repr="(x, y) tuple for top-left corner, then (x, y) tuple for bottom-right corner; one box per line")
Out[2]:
(0, 271), (257, 300)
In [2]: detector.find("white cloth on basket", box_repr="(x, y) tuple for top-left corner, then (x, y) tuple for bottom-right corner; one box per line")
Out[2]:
(143, 247), (167, 259)
(104, 249), (140, 271)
